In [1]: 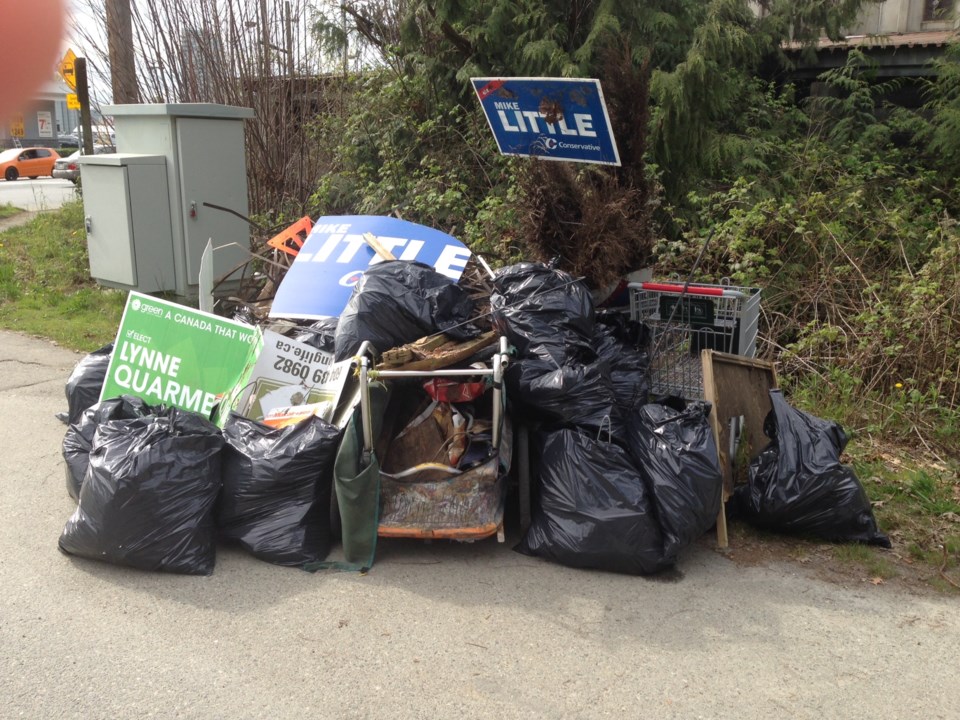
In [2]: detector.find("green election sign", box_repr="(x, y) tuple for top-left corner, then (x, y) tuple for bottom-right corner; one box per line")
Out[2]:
(101, 292), (261, 420)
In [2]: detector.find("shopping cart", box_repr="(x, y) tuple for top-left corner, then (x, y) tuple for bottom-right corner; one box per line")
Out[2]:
(629, 280), (761, 400)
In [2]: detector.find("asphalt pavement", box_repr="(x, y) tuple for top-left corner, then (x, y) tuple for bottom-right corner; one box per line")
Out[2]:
(0, 177), (77, 212)
(1, 329), (958, 720)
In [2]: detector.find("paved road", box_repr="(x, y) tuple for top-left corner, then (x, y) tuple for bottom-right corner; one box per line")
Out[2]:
(1, 330), (957, 719)
(0, 177), (77, 211)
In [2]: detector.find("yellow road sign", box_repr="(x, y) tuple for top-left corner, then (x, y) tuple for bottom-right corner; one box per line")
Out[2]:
(59, 48), (78, 91)
(10, 114), (25, 138)
(67, 93), (81, 110)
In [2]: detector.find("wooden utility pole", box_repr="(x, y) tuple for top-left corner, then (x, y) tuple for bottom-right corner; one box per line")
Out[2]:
(76, 58), (95, 156)
(260, 0), (271, 79)
(106, 0), (138, 104)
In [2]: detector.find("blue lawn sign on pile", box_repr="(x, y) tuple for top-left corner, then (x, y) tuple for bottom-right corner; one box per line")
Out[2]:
(269, 215), (472, 321)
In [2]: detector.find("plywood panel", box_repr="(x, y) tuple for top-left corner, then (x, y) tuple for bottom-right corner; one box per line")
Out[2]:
(701, 350), (779, 547)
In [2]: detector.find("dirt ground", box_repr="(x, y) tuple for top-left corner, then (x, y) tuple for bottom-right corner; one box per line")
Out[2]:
(714, 522), (959, 597)
(0, 209), (37, 232)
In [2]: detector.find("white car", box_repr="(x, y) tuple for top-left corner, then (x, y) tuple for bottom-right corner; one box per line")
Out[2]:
(52, 145), (116, 184)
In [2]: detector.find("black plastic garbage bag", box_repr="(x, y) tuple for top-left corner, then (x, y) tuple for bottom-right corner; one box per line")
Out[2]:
(62, 395), (154, 502)
(293, 317), (339, 354)
(731, 390), (890, 547)
(218, 414), (342, 566)
(59, 409), (225, 575)
(334, 260), (478, 361)
(625, 400), (723, 562)
(58, 343), (113, 425)
(491, 263), (595, 365)
(594, 315), (651, 410)
(517, 428), (667, 575)
(506, 354), (623, 441)
(596, 311), (650, 348)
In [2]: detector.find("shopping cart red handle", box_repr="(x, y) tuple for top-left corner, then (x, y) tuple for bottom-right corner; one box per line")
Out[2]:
(641, 282), (726, 296)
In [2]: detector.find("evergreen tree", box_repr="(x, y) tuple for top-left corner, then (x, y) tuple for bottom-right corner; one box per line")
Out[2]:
(315, 0), (870, 282)
(926, 41), (960, 179)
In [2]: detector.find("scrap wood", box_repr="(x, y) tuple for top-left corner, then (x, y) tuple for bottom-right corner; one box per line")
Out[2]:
(381, 334), (448, 366)
(701, 350), (779, 549)
(452, 255), (496, 334)
(378, 331), (498, 371)
(363, 232), (398, 261)
(461, 254), (496, 295)
(215, 240), (291, 282)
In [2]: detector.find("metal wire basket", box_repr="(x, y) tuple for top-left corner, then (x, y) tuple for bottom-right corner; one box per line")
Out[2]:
(629, 280), (761, 399)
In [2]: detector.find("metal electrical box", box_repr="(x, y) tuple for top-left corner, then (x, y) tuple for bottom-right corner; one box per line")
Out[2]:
(81, 154), (175, 292)
(79, 103), (254, 298)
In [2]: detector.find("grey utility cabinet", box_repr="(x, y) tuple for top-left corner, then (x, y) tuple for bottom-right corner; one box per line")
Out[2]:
(81, 154), (175, 292)
(79, 103), (254, 298)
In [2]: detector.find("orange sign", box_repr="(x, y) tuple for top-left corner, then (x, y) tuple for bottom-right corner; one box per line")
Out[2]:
(266, 216), (313, 257)
(10, 114), (24, 138)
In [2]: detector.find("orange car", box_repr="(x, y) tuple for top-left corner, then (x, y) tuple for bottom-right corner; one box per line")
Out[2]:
(0, 147), (61, 181)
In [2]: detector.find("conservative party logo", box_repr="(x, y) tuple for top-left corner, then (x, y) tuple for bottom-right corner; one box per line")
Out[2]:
(339, 270), (365, 287)
(531, 135), (558, 155)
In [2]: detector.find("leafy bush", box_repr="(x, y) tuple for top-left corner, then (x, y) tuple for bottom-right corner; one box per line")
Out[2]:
(304, 8), (960, 453)
(309, 71), (519, 265)
(655, 55), (960, 452)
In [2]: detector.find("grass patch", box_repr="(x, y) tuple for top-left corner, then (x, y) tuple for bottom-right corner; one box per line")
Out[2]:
(0, 203), (22, 220)
(849, 448), (960, 591)
(832, 543), (899, 580)
(787, 372), (960, 463)
(0, 201), (125, 351)
(726, 433), (959, 593)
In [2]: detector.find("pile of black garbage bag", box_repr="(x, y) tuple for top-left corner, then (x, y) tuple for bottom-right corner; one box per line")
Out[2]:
(56, 342), (113, 426)
(730, 389), (890, 548)
(333, 260), (479, 361)
(59, 394), (342, 575)
(54, 258), (888, 578)
(492, 263), (724, 574)
(53, 260), (484, 576)
(492, 262), (888, 574)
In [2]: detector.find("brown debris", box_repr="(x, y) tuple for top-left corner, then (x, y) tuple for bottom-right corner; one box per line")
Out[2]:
(516, 44), (657, 290)
(378, 331), (499, 371)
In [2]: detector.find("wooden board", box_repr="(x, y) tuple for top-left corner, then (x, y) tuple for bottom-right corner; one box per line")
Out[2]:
(363, 232), (398, 261)
(377, 331), (498, 371)
(701, 350), (779, 548)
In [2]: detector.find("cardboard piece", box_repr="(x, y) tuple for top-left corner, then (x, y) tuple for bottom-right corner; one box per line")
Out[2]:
(231, 330), (351, 423)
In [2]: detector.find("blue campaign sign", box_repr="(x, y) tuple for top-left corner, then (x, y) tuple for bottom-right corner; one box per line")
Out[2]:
(269, 215), (472, 320)
(471, 77), (621, 166)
